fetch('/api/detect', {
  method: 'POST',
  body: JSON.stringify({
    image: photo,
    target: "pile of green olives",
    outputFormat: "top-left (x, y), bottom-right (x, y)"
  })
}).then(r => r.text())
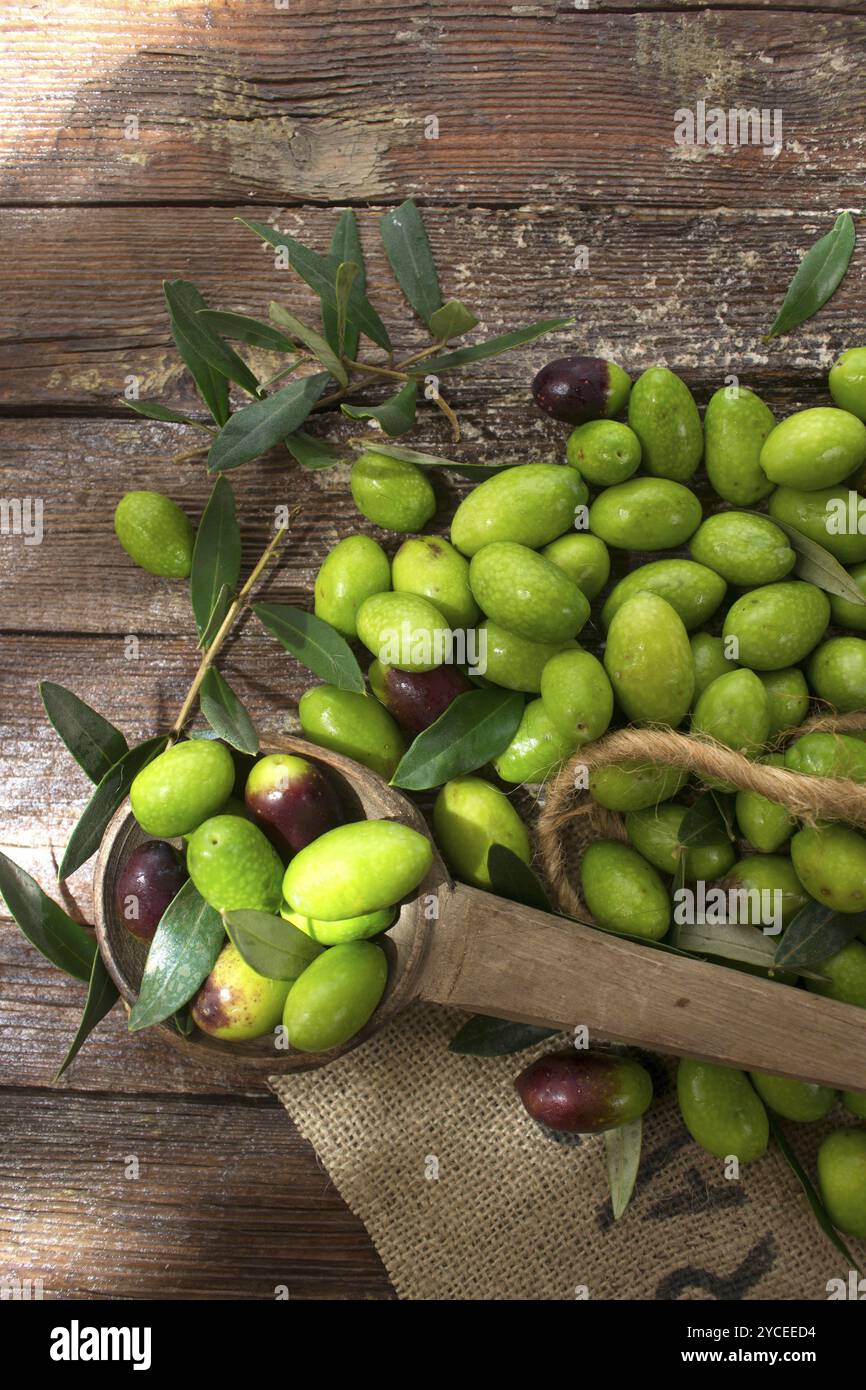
top-left (121, 742), bottom-right (432, 1051)
top-left (114, 346), bottom-right (866, 1234)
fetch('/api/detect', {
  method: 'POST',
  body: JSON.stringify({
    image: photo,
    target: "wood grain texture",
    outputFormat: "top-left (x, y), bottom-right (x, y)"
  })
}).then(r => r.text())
top-left (1, 204), bottom-right (859, 414)
top-left (2, 0), bottom-right (864, 1304)
top-left (421, 885), bottom-right (866, 1091)
top-left (1, 3), bottom-right (864, 209)
top-left (0, 1089), bottom-right (394, 1299)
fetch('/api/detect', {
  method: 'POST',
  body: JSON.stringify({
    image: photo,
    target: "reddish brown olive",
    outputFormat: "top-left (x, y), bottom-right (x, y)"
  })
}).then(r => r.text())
top-left (515, 1050), bottom-right (653, 1133)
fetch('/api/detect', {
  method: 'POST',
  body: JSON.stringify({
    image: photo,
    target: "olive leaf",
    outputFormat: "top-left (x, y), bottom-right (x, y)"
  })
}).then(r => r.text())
top-left (269, 303), bottom-right (349, 386)
top-left (196, 309), bottom-right (297, 354)
top-left (323, 210), bottom-right (365, 358)
top-left (341, 381), bottom-right (418, 437)
top-left (767, 212), bottom-right (856, 339)
top-left (448, 1015), bottom-right (559, 1057)
top-left (391, 689), bottom-right (525, 790)
top-left (165, 282), bottom-right (231, 427)
top-left (756, 512), bottom-right (866, 606)
top-left (423, 317), bottom-right (574, 374)
top-left (335, 261), bottom-right (361, 357)
top-left (604, 1117), bottom-right (643, 1221)
top-left (670, 919), bottom-right (784, 972)
top-left (164, 279), bottom-right (260, 399)
top-left (677, 794), bottom-right (730, 850)
top-left (254, 602), bottom-right (365, 693)
top-left (224, 909), bottom-right (322, 980)
top-left (199, 668), bottom-right (259, 755)
top-left (0, 849), bottom-right (97, 983)
top-left (768, 1113), bottom-right (863, 1276)
top-left (430, 299), bottom-right (479, 341)
top-left (709, 789), bottom-right (737, 841)
top-left (190, 476), bottom-right (241, 643)
top-left (346, 440), bottom-right (505, 471)
top-left (774, 900), bottom-right (866, 970)
top-left (123, 400), bottom-right (214, 429)
top-left (487, 844), bottom-right (553, 912)
top-left (59, 737), bottom-right (167, 880)
top-left (285, 431), bottom-right (346, 471)
top-left (129, 881), bottom-right (225, 1032)
top-left (53, 951), bottom-right (119, 1081)
top-left (39, 681), bottom-right (128, 784)
top-left (237, 219), bottom-right (392, 352)
top-left (379, 199), bottom-right (442, 327)
top-left (207, 372), bottom-right (329, 473)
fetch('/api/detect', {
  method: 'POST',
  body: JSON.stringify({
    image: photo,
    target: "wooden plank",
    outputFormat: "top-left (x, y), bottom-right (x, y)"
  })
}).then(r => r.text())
top-left (0, 1088), bottom-right (394, 1298)
top-left (0, 930), bottom-right (274, 1097)
top-left (1, 5), bottom-right (864, 209)
top-left (0, 204), bottom-right (859, 414)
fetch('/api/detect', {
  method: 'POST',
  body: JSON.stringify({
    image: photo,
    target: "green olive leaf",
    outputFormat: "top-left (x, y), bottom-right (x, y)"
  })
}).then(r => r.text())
top-left (334, 261), bottom-right (361, 357)
top-left (676, 793), bottom-right (730, 850)
top-left (604, 1117), bottom-right (643, 1221)
top-left (768, 1113), bottom-right (863, 1276)
top-left (199, 668), bottom-right (259, 755)
top-left (767, 212), bottom-right (856, 339)
top-left (429, 299), bottom-right (479, 340)
top-left (423, 317), bottom-right (574, 374)
top-left (164, 280), bottom-right (260, 398)
top-left (268, 303), bottom-right (349, 386)
top-left (39, 681), bottom-right (128, 784)
top-left (0, 849), bottom-right (97, 983)
top-left (224, 909), bottom-right (323, 980)
top-left (773, 900), bottom-right (866, 969)
top-left (165, 285), bottom-right (230, 427)
top-left (237, 219), bottom-right (392, 352)
top-left (709, 789), bottom-right (737, 841)
top-left (196, 309), bottom-right (297, 354)
top-left (346, 439), bottom-right (502, 470)
top-left (207, 372), bottom-right (329, 473)
top-left (754, 512), bottom-right (866, 605)
top-left (379, 199), bottom-right (442, 327)
top-left (341, 380), bottom-right (418, 437)
top-left (254, 602), bottom-right (365, 693)
top-left (53, 951), bottom-right (119, 1081)
top-left (59, 737), bottom-right (168, 880)
top-left (448, 1015), bottom-right (559, 1057)
top-left (487, 844), bottom-right (552, 912)
top-left (323, 211), bottom-right (365, 358)
top-left (285, 430), bottom-right (347, 471)
top-left (128, 880), bottom-right (225, 1032)
top-left (190, 476), bottom-right (242, 644)
top-left (670, 919), bottom-right (784, 972)
top-left (391, 689), bottom-right (525, 791)
top-left (122, 400), bottom-right (214, 429)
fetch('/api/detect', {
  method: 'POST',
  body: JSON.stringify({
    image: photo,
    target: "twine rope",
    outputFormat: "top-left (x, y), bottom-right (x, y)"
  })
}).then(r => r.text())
top-left (537, 711), bottom-right (866, 922)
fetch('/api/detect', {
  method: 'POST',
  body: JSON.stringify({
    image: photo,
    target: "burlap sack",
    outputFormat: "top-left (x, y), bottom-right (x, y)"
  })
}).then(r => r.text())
top-left (272, 713), bottom-right (866, 1300)
top-left (272, 1002), bottom-right (864, 1300)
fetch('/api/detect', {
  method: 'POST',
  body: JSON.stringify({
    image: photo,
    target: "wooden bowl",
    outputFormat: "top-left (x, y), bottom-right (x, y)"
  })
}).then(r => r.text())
top-left (93, 735), bottom-right (449, 1073)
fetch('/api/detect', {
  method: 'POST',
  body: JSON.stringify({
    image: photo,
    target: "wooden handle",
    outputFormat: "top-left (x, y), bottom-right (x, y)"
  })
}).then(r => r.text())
top-left (418, 883), bottom-right (866, 1092)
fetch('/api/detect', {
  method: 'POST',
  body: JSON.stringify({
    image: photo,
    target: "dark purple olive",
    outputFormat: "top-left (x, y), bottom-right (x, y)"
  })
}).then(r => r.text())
top-left (368, 659), bottom-right (473, 733)
top-left (244, 753), bottom-right (343, 854)
top-left (514, 1050), bottom-right (653, 1133)
top-left (116, 840), bottom-right (188, 942)
top-left (531, 355), bottom-right (631, 425)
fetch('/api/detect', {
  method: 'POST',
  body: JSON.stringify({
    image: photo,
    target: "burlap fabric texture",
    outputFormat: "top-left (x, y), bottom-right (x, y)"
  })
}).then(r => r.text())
top-left (273, 712), bottom-right (866, 1300)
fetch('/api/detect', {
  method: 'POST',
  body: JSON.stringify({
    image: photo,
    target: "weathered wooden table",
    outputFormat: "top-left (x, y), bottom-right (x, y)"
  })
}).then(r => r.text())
top-left (1, 0), bottom-right (864, 1300)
